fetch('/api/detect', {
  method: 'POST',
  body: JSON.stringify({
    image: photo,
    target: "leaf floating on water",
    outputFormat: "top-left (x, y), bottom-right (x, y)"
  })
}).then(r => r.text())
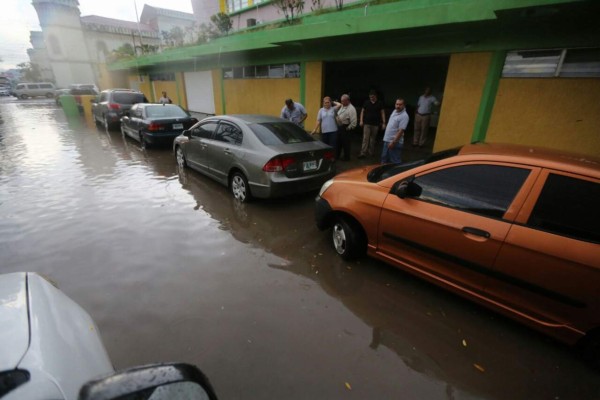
top-left (474, 363), bottom-right (485, 372)
top-left (345, 382), bottom-right (352, 390)
top-left (462, 339), bottom-right (467, 347)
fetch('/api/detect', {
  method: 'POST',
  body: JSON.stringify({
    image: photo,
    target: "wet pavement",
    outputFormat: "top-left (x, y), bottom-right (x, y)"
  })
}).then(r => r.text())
top-left (1, 97), bottom-right (598, 399)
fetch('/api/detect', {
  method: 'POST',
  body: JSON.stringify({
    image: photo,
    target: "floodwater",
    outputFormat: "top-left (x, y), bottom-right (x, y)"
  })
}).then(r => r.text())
top-left (1, 97), bottom-right (598, 399)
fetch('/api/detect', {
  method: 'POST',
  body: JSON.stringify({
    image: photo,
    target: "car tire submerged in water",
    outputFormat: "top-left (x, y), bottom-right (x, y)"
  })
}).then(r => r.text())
top-left (20, 94), bottom-right (28, 100)
top-left (230, 172), bottom-right (251, 203)
top-left (176, 146), bottom-right (186, 168)
top-left (332, 216), bottom-right (367, 261)
top-left (139, 132), bottom-right (150, 149)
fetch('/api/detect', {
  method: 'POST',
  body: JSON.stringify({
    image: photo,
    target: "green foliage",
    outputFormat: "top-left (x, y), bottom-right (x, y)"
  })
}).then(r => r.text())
top-left (273, 0), bottom-right (305, 23)
top-left (161, 26), bottom-right (185, 47)
top-left (16, 62), bottom-right (41, 82)
top-left (210, 12), bottom-right (233, 36)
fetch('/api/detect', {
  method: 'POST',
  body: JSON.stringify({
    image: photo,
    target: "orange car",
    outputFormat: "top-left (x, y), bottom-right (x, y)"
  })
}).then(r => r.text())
top-left (315, 143), bottom-right (600, 366)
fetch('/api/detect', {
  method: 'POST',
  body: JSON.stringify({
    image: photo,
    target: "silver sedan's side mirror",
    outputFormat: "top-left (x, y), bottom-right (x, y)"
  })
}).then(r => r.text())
top-left (78, 363), bottom-right (218, 400)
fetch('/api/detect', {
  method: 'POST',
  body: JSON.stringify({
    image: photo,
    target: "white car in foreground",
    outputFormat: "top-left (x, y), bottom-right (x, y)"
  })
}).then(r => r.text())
top-left (0, 272), bottom-right (217, 400)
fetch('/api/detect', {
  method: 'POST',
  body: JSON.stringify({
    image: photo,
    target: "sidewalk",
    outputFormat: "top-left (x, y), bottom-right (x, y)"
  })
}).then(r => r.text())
top-left (327, 129), bottom-right (437, 173)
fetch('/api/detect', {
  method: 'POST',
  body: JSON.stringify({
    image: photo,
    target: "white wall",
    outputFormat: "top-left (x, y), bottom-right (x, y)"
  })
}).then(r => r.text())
top-left (184, 71), bottom-right (215, 114)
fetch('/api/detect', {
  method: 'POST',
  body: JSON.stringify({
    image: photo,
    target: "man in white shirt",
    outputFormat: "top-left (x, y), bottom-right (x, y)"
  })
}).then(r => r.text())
top-left (158, 91), bottom-right (172, 104)
top-left (333, 94), bottom-right (357, 161)
top-left (381, 99), bottom-right (409, 164)
top-left (413, 87), bottom-right (440, 147)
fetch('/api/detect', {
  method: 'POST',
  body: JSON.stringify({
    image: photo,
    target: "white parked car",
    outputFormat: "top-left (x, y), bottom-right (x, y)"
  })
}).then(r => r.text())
top-left (0, 272), bottom-right (218, 400)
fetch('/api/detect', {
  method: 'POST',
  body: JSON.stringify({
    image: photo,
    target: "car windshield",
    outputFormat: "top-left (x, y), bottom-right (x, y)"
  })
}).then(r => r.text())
top-left (113, 92), bottom-right (145, 104)
top-left (250, 122), bottom-right (315, 145)
top-left (145, 106), bottom-right (188, 118)
top-left (367, 146), bottom-right (462, 182)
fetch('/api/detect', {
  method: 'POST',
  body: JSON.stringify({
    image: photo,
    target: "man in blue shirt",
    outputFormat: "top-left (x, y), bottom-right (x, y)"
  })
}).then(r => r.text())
top-left (281, 98), bottom-right (307, 128)
top-left (381, 98), bottom-right (409, 164)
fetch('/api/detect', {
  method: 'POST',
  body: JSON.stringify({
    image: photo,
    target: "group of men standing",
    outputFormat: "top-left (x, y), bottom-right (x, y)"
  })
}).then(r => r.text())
top-left (281, 87), bottom-right (439, 164)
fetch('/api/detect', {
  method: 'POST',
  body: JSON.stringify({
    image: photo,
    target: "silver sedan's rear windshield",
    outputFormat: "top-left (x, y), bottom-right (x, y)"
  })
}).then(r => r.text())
top-left (250, 122), bottom-right (315, 145)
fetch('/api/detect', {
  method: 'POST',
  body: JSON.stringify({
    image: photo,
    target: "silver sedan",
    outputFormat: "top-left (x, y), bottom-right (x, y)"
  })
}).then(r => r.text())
top-left (173, 115), bottom-right (336, 202)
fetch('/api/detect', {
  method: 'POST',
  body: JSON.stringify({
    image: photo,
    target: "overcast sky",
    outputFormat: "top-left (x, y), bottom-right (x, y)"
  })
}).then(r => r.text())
top-left (0, 0), bottom-right (194, 71)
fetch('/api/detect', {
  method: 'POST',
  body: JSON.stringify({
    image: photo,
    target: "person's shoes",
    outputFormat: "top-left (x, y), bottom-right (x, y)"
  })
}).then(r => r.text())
top-left (342, 157), bottom-right (350, 161)
top-left (357, 154), bottom-right (366, 159)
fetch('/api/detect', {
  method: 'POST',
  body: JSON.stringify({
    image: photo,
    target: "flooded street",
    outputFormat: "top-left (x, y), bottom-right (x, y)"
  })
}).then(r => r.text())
top-left (1, 98), bottom-right (598, 399)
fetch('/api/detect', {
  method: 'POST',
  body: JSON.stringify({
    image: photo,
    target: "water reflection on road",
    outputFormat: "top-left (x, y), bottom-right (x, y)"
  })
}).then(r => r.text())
top-left (1, 98), bottom-right (598, 399)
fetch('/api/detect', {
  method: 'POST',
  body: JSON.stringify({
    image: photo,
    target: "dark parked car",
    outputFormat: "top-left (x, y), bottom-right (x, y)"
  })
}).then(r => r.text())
top-left (92, 89), bottom-right (147, 130)
top-left (174, 115), bottom-right (336, 202)
top-left (121, 103), bottom-right (198, 148)
top-left (315, 143), bottom-right (600, 367)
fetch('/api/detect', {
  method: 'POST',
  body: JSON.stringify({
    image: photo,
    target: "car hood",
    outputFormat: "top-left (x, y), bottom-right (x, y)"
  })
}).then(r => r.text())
top-left (0, 272), bottom-right (29, 371)
top-left (0, 272), bottom-right (113, 399)
top-left (333, 165), bottom-right (378, 182)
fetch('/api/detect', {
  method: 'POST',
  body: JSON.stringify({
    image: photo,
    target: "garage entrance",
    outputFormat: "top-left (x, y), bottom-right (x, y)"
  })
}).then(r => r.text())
top-left (324, 56), bottom-right (450, 148)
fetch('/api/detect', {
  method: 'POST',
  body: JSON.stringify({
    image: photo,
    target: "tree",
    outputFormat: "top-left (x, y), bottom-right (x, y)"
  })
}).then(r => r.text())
top-left (333, 0), bottom-right (344, 10)
top-left (16, 62), bottom-right (41, 82)
top-left (273, 0), bottom-right (305, 23)
top-left (210, 12), bottom-right (232, 36)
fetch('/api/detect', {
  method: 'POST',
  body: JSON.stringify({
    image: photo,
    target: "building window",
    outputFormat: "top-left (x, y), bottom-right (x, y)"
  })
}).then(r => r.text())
top-left (227, 0), bottom-right (250, 13)
top-left (223, 63), bottom-right (301, 79)
top-left (149, 72), bottom-right (175, 81)
top-left (503, 48), bottom-right (600, 78)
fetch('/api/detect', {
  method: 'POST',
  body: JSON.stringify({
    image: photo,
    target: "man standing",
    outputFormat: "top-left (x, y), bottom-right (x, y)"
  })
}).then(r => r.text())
top-left (333, 94), bottom-right (357, 161)
top-left (381, 99), bottom-right (409, 164)
top-left (281, 98), bottom-right (307, 128)
top-left (158, 91), bottom-right (172, 104)
top-left (413, 86), bottom-right (440, 147)
top-left (359, 90), bottom-right (386, 158)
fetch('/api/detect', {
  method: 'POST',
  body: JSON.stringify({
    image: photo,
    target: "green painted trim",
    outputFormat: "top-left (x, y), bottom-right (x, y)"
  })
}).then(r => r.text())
top-left (220, 71), bottom-right (226, 114)
top-left (471, 51), bottom-right (506, 143)
top-left (108, 0), bottom-right (594, 73)
top-left (299, 61), bottom-right (306, 105)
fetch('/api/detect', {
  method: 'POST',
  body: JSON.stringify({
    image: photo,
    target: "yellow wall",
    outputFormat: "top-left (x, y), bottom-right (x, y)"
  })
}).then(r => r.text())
top-left (212, 70), bottom-right (223, 115)
top-left (150, 79), bottom-right (187, 108)
top-left (305, 61), bottom-right (324, 130)
top-left (435, 52), bottom-right (492, 152)
top-left (487, 78), bottom-right (600, 156)
top-left (101, 67), bottom-right (127, 90)
top-left (223, 78), bottom-right (300, 116)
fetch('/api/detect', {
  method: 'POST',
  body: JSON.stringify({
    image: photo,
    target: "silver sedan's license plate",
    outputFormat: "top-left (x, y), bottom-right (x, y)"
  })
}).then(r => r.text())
top-left (173, 123), bottom-right (183, 130)
top-left (303, 160), bottom-right (318, 171)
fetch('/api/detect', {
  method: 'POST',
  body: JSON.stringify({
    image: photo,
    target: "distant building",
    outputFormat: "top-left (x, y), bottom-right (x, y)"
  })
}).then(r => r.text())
top-left (28, 0), bottom-right (193, 89)
top-left (140, 5), bottom-right (197, 46)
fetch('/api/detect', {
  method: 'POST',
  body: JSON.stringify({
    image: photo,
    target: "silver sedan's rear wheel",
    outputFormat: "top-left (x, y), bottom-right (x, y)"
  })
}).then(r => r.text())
top-left (231, 172), bottom-right (251, 203)
top-left (332, 216), bottom-right (366, 260)
top-left (176, 146), bottom-right (186, 168)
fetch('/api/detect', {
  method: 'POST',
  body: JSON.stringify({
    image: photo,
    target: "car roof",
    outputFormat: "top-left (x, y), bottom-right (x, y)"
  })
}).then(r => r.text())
top-left (458, 142), bottom-right (600, 175)
top-left (140, 103), bottom-right (180, 108)
top-left (104, 88), bottom-right (143, 93)
top-left (210, 114), bottom-right (288, 124)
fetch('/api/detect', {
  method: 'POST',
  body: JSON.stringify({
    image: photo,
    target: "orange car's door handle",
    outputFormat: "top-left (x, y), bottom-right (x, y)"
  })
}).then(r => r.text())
top-left (462, 227), bottom-right (490, 239)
